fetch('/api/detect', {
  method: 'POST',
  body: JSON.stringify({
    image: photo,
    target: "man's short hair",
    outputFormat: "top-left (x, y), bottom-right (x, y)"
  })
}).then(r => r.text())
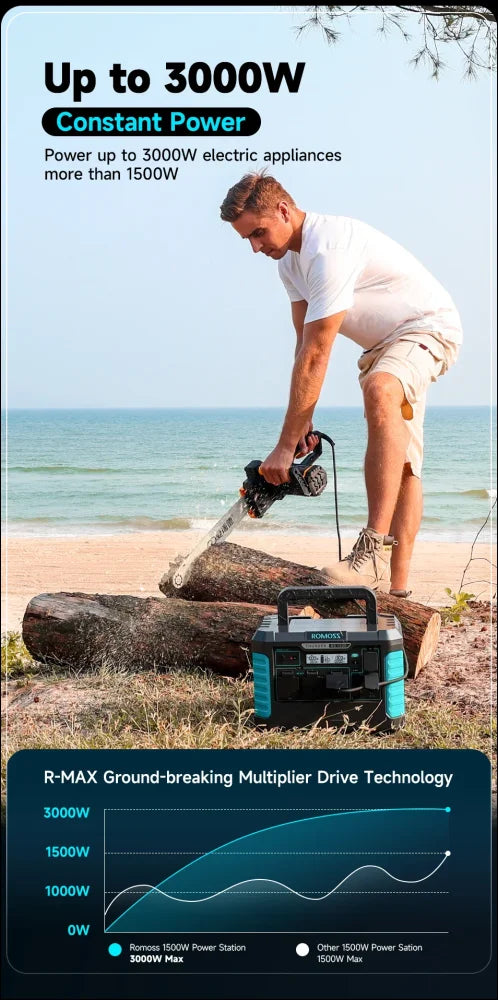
top-left (220, 173), bottom-right (296, 222)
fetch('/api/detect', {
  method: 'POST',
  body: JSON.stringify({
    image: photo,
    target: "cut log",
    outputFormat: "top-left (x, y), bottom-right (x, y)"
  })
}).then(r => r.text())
top-left (22, 592), bottom-right (271, 674)
top-left (159, 542), bottom-right (440, 678)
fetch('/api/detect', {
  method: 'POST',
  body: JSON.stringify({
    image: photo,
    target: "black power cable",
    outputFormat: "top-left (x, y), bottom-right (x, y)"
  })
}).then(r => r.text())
top-left (314, 431), bottom-right (342, 561)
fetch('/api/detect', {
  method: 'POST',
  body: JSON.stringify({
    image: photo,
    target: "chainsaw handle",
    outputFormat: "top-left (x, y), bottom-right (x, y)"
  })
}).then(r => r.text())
top-left (292, 431), bottom-right (322, 470)
top-left (251, 432), bottom-right (322, 484)
top-left (277, 586), bottom-right (378, 631)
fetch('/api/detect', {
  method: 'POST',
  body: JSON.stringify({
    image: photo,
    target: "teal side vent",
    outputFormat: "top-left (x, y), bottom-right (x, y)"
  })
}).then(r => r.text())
top-left (252, 652), bottom-right (271, 718)
top-left (384, 650), bottom-right (405, 719)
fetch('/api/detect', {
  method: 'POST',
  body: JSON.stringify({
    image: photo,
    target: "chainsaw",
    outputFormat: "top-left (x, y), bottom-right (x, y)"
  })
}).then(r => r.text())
top-left (165, 431), bottom-right (339, 591)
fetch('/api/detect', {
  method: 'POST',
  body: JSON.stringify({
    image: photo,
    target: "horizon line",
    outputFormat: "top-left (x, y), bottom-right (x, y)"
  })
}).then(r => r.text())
top-left (2, 404), bottom-right (496, 413)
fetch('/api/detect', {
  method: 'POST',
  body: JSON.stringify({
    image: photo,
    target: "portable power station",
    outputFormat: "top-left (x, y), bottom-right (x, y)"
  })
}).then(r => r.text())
top-left (252, 586), bottom-right (406, 732)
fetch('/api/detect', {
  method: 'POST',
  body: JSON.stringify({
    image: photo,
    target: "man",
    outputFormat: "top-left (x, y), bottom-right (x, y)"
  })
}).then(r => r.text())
top-left (220, 174), bottom-right (462, 595)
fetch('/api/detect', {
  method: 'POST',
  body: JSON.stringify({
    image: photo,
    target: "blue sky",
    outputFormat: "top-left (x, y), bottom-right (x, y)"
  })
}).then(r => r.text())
top-left (2, 6), bottom-right (496, 408)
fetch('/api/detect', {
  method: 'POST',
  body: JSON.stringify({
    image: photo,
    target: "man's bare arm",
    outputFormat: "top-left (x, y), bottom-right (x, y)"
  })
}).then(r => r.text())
top-left (291, 300), bottom-right (307, 357)
top-left (290, 301), bottom-right (315, 453)
top-left (280, 310), bottom-right (345, 447)
top-left (259, 310), bottom-right (346, 485)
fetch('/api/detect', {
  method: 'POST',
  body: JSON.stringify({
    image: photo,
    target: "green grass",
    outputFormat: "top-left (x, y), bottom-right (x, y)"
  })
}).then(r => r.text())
top-left (1, 631), bottom-right (37, 679)
top-left (440, 589), bottom-right (476, 624)
top-left (1, 632), bottom-right (493, 755)
top-left (2, 627), bottom-right (494, 819)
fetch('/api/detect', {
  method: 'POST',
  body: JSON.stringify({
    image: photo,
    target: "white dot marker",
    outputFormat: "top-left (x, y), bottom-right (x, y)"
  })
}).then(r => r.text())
top-left (445, 850), bottom-right (451, 856)
top-left (296, 942), bottom-right (309, 957)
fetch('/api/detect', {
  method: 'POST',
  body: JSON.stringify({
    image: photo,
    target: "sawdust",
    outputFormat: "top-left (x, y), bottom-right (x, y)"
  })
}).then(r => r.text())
top-left (3, 678), bottom-right (104, 716)
top-left (408, 601), bottom-right (495, 715)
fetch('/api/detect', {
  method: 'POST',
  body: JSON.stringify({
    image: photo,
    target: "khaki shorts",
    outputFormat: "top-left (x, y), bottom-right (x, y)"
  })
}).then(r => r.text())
top-left (357, 334), bottom-right (460, 478)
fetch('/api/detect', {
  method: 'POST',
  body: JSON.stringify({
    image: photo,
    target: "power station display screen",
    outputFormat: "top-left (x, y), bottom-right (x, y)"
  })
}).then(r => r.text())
top-left (306, 653), bottom-right (348, 665)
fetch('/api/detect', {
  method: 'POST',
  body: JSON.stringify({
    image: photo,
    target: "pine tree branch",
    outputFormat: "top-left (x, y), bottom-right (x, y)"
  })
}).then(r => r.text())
top-left (295, 6), bottom-right (496, 76)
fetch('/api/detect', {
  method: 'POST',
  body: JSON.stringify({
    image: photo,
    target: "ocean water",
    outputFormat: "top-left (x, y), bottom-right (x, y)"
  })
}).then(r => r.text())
top-left (2, 407), bottom-right (496, 542)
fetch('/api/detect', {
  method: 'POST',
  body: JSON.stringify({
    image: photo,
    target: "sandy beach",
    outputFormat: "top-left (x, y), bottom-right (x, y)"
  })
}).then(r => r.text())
top-left (2, 529), bottom-right (496, 632)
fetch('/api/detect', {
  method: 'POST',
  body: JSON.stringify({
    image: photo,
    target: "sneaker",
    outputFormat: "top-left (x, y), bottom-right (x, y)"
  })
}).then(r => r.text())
top-left (322, 526), bottom-right (396, 590)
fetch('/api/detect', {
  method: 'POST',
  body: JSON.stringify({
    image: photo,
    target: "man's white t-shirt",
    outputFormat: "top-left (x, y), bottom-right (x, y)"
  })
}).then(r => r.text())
top-left (278, 213), bottom-right (463, 352)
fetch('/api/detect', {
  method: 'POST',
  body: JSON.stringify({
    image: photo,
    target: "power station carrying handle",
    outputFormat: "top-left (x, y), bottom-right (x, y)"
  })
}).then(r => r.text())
top-left (277, 586), bottom-right (378, 631)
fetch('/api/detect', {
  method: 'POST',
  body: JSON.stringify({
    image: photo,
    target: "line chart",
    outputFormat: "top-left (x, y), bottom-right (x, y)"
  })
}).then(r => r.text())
top-left (6, 748), bottom-right (492, 975)
top-left (104, 807), bottom-right (452, 933)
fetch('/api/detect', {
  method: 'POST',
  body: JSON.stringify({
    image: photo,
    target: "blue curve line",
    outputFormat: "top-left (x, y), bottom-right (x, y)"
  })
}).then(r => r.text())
top-left (106, 807), bottom-right (448, 931)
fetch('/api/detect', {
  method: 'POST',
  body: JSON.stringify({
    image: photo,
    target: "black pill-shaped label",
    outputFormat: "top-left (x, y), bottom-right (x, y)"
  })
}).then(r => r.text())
top-left (42, 107), bottom-right (261, 137)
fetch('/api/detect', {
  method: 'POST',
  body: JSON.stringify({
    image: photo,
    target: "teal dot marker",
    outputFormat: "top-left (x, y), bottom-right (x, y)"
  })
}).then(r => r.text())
top-left (445, 807), bottom-right (451, 813)
top-left (108, 943), bottom-right (122, 957)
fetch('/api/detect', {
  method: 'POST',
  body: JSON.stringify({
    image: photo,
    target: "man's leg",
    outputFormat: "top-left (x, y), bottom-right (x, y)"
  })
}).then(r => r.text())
top-left (363, 372), bottom-right (408, 534)
top-left (321, 370), bottom-right (409, 588)
top-left (322, 340), bottom-right (442, 589)
top-left (389, 463), bottom-right (423, 592)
